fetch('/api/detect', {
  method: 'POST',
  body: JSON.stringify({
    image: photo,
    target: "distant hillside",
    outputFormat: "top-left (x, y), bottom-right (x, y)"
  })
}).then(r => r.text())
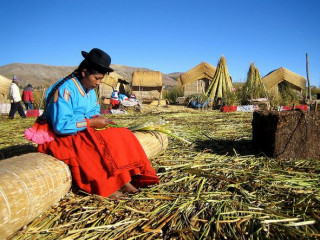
top-left (0, 63), bottom-right (180, 88)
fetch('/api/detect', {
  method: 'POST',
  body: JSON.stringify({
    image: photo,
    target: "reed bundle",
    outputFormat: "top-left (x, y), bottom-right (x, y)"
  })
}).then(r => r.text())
top-left (241, 63), bottom-right (267, 104)
top-left (0, 153), bottom-right (72, 239)
top-left (205, 56), bottom-right (233, 102)
top-left (1, 110), bottom-right (319, 240)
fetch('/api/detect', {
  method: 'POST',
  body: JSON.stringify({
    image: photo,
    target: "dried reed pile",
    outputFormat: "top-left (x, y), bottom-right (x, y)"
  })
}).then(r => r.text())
top-left (1, 109), bottom-right (319, 239)
top-left (205, 56), bottom-right (233, 102)
top-left (241, 63), bottom-right (267, 104)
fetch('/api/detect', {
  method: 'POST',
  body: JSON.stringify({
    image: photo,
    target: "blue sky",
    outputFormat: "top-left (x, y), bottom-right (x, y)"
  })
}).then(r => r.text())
top-left (0, 0), bottom-right (319, 86)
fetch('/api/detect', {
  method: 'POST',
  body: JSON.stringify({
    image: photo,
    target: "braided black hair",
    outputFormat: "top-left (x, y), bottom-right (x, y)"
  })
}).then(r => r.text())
top-left (38, 59), bottom-right (109, 121)
top-left (38, 71), bottom-right (79, 121)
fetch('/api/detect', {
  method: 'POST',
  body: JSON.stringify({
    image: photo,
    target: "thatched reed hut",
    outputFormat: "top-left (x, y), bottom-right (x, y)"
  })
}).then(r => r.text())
top-left (132, 70), bottom-right (163, 102)
top-left (262, 67), bottom-right (306, 95)
top-left (177, 62), bottom-right (216, 97)
top-left (0, 75), bottom-right (12, 103)
top-left (99, 72), bottom-right (129, 99)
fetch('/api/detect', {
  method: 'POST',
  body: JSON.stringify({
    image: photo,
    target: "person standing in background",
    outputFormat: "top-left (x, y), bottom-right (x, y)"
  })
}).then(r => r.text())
top-left (22, 84), bottom-right (34, 110)
top-left (9, 76), bottom-right (26, 119)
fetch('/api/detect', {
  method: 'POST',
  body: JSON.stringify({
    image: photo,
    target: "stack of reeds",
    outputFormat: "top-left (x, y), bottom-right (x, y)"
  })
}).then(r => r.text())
top-left (133, 130), bottom-right (168, 159)
top-left (241, 62), bottom-right (267, 104)
top-left (205, 56), bottom-right (233, 102)
top-left (0, 153), bottom-right (72, 239)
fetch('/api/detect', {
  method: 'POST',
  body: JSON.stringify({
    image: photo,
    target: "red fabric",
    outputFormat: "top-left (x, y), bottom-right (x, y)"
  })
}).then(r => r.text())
top-left (295, 105), bottom-right (309, 111)
top-left (281, 105), bottom-right (308, 111)
top-left (37, 126), bottom-right (159, 197)
top-left (110, 99), bottom-right (120, 107)
top-left (295, 105), bottom-right (308, 111)
top-left (222, 106), bottom-right (237, 112)
top-left (26, 109), bottom-right (40, 117)
top-left (229, 106), bottom-right (237, 111)
top-left (22, 90), bottom-right (34, 102)
top-left (282, 106), bottom-right (292, 111)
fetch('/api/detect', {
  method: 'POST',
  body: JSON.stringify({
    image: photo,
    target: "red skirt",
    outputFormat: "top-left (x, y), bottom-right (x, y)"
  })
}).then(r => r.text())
top-left (37, 127), bottom-right (159, 197)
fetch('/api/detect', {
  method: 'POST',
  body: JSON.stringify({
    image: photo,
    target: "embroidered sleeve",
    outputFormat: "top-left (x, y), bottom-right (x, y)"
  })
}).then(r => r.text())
top-left (86, 89), bottom-right (101, 118)
top-left (76, 121), bottom-right (87, 128)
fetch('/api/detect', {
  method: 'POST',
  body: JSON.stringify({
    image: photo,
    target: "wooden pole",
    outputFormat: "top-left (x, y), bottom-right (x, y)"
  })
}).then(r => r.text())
top-left (306, 53), bottom-right (312, 101)
top-left (158, 85), bottom-right (164, 106)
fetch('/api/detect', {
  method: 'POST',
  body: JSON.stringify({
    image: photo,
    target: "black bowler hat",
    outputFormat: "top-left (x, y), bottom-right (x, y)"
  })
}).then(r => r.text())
top-left (81, 48), bottom-right (114, 72)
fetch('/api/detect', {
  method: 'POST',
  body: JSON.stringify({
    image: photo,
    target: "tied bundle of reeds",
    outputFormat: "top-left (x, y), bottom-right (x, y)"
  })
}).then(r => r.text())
top-left (205, 56), bottom-right (233, 102)
top-left (133, 130), bottom-right (168, 160)
top-left (129, 120), bottom-right (192, 145)
top-left (0, 153), bottom-right (72, 239)
top-left (241, 63), bottom-right (267, 104)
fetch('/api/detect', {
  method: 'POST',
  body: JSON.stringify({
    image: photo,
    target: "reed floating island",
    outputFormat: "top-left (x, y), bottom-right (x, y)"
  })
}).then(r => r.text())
top-left (0, 109), bottom-right (319, 240)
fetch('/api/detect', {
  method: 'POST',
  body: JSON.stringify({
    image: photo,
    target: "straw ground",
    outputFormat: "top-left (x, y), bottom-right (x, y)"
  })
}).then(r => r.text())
top-left (1, 105), bottom-right (319, 239)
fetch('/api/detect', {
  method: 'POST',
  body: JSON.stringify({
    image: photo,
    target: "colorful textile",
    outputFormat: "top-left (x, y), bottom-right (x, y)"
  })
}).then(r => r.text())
top-left (37, 126), bottom-right (159, 197)
top-left (25, 119), bottom-right (56, 144)
top-left (110, 99), bottom-right (120, 108)
top-left (37, 76), bottom-right (159, 197)
top-left (222, 106), bottom-right (237, 112)
top-left (119, 93), bottom-right (128, 101)
top-left (26, 109), bottom-right (40, 117)
top-left (45, 77), bottom-right (100, 135)
top-left (278, 105), bottom-right (309, 111)
top-left (111, 90), bottom-right (119, 99)
top-left (236, 105), bottom-right (259, 112)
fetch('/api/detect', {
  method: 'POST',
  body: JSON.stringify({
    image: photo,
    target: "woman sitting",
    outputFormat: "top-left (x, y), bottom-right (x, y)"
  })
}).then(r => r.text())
top-left (35, 48), bottom-right (159, 200)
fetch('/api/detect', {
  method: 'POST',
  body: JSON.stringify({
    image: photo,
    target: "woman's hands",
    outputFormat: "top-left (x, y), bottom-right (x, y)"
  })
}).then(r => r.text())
top-left (89, 116), bottom-right (110, 129)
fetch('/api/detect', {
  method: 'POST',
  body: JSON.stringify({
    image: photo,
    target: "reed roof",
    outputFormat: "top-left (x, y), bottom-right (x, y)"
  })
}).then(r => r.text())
top-left (262, 67), bottom-right (306, 90)
top-left (132, 70), bottom-right (163, 87)
top-left (101, 72), bottom-right (127, 87)
top-left (177, 62), bottom-right (216, 87)
top-left (0, 75), bottom-right (11, 96)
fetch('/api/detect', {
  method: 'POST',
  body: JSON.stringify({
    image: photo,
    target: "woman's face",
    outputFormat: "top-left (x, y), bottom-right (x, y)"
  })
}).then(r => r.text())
top-left (81, 70), bottom-right (105, 90)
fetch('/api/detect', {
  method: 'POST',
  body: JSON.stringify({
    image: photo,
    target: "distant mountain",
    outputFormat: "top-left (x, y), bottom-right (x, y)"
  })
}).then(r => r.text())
top-left (165, 72), bottom-right (182, 81)
top-left (0, 63), bottom-right (181, 88)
